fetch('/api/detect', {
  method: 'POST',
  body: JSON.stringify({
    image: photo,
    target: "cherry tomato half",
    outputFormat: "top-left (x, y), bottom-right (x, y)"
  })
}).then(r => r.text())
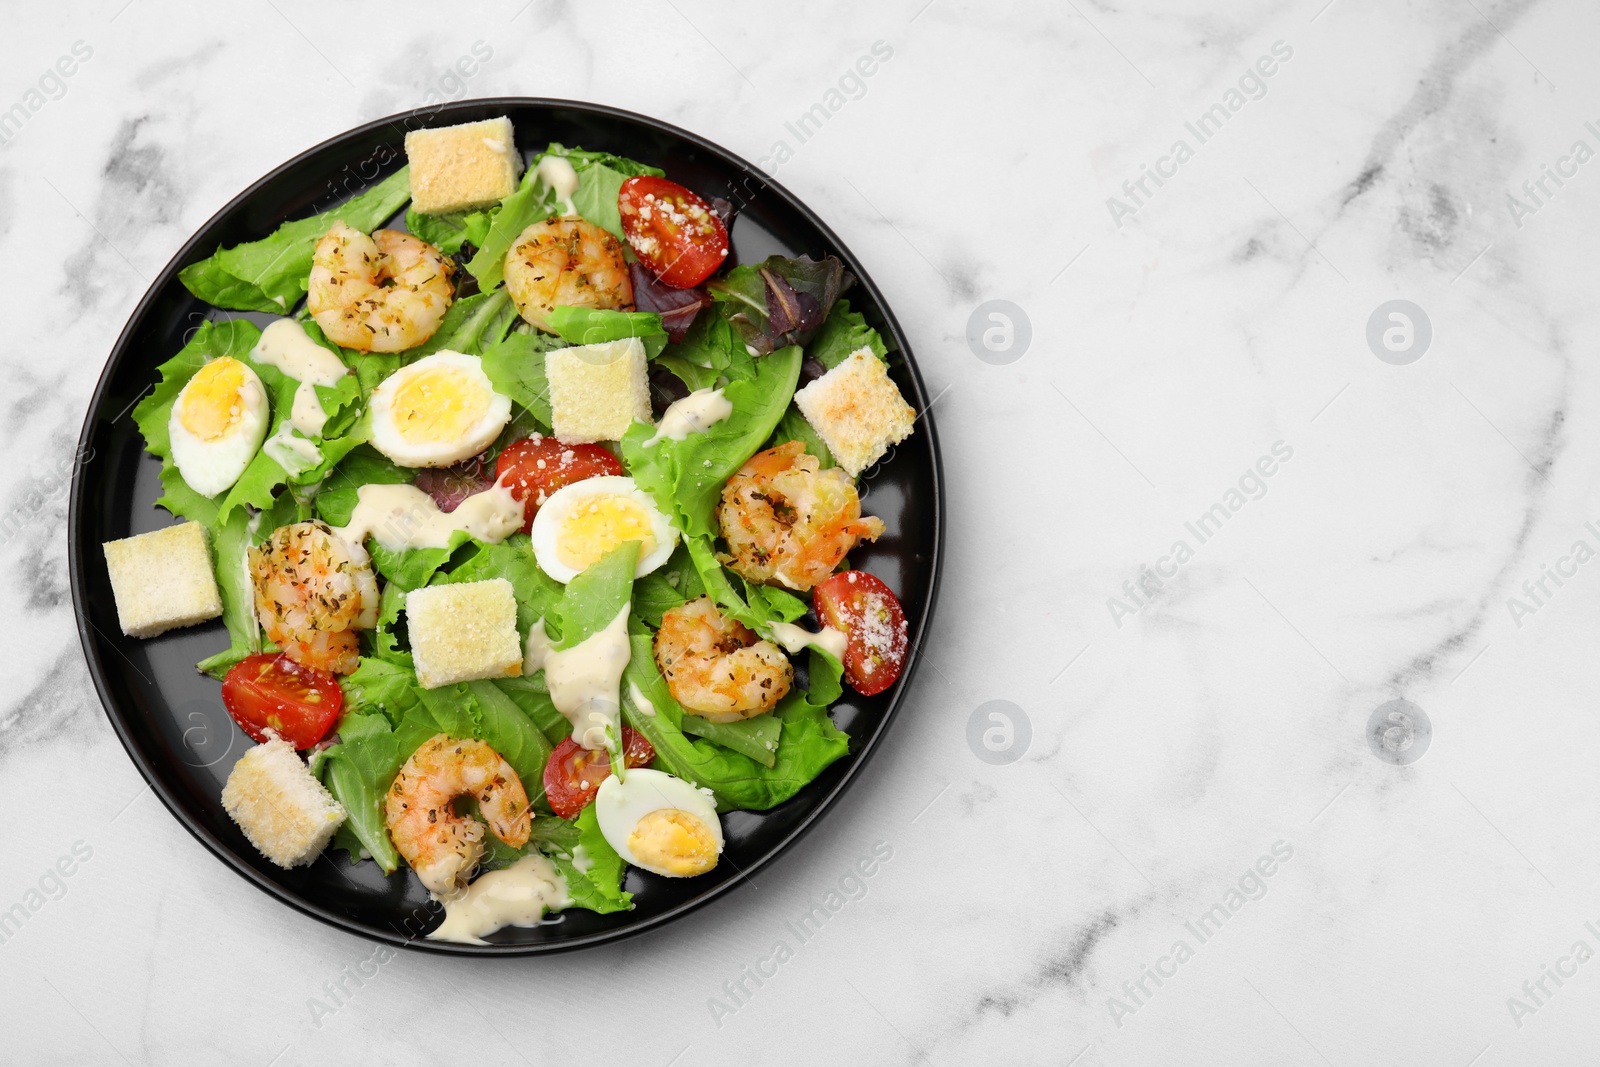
top-left (220, 653), bottom-right (344, 749)
top-left (617, 176), bottom-right (729, 288)
top-left (543, 727), bottom-right (656, 819)
top-left (814, 571), bottom-right (910, 697)
top-left (495, 434), bottom-right (624, 533)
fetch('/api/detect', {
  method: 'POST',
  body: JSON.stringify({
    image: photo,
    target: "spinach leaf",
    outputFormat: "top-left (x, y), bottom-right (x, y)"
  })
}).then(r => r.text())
top-left (180, 168), bottom-right (412, 312)
top-left (679, 712), bottom-right (782, 768)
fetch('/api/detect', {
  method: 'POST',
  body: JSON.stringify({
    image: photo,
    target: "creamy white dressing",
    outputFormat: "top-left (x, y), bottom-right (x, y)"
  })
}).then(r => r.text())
top-left (627, 679), bottom-right (656, 717)
top-left (535, 155), bottom-right (579, 215)
top-left (428, 854), bottom-right (568, 945)
top-left (643, 388), bottom-right (733, 447)
top-left (252, 318), bottom-right (351, 437)
top-left (770, 621), bottom-right (849, 661)
top-left (524, 608), bottom-right (632, 751)
top-left (262, 423), bottom-right (323, 475)
top-left (335, 481), bottom-right (523, 552)
top-left (569, 845), bottom-right (594, 875)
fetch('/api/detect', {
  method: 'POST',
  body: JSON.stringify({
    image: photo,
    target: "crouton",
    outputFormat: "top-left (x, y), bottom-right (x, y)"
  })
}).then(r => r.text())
top-left (405, 117), bottom-right (522, 214)
top-left (221, 738), bottom-right (347, 869)
top-left (545, 338), bottom-right (652, 443)
top-left (406, 578), bottom-right (524, 689)
top-left (101, 521), bottom-right (224, 638)
top-left (793, 349), bottom-right (916, 477)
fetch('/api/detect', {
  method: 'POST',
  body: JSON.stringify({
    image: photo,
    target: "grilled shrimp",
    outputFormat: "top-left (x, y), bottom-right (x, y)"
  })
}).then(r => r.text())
top-left (717, 440), bottom-right (885, 592)
top-left (654, 596), bottom-right (792, 722)
top-left (503, 217), bottom-right (632, 331)
top-left (385, 735), bottom-right (532, 896)
top-left (249, 520), bottom-right (378, 676)
top-left (307, 221), bottom-right (455, 352)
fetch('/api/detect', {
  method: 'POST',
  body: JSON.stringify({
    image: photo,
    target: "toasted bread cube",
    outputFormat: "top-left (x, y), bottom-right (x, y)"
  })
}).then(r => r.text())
top-left (793, 349), bottom-right (917, 477)
top-left (222, 738), bottom-right (347, 869)
top-left (406, 578), bottom-right (524, 689)
top-left (101, 521), bottom-right (223, 638)
top-left (546, 338), bottom-right (652, 443)
top-left (405, 117), bottom-right (522, 214)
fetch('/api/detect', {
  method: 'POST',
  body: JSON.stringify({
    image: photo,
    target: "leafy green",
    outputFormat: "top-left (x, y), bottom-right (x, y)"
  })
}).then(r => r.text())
top-left (630, 543), bottom-right (706, 627)
top-left (315, 711), bottom-right (405, 873)
top-left (480, 330), bottom-right (562, 429)
top-left (369, 530), bottom-right (472, 592)
top-left (546, 143), bottom-right (663, 241)
top-left (709, 255), bottom-right (849, 354)
top-left (769, 405), bottom-right (835, 469)
top-left (808, 298), bottom-right (888, 369)
top-left (493, 675), bottom-right (571, 745)
top-left (314, 446), bottom-right (412, 526)
top-left (549, 307), bottom-right (667, 359)
top-left (556, 541), bottom-right (639, 650)
top-left (404, 206), bottom-right (496, 256)
top-left (549, 804), bottom-right (632, 914)
top-left (411, 288), bottom-right (519, 358)
top-left (464, 162), bottom-right (559, 291)
top-left (679, 712), bottom-right (782, 768)
top-left (621, 344), bottom-right (801, 540)
top-left (463, 679), bottom-right (554, 807)
top-left (343, 656), bottom-right (426, 726)
top-left (621, 626), bottom-right (849, 810)
top-left (195, 506), bottom-right (260, 679)
top-left (179, 168), bottom-right (412, 312)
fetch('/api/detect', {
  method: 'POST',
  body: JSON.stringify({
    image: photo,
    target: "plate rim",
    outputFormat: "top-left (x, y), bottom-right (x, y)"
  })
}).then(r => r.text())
top-left (67, 96), bottom-right (944, 955)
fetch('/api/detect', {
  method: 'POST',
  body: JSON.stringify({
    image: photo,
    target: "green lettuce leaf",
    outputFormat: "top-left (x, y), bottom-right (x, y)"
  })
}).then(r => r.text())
top-left (548, 307), bottom-right (667, 359)
top-left (480, 330), bottom-right (562, 429)
top-left (195, 506), bottom-right (260, 679)
top-left (179, 167), bottom-right (412, 313)
top-left (621, 626), bottom-right (849, 810)
top-left (557, 541), bottom-right (639, 650)
top-left (808, 298), bottom-right (888, 369)
top-left (679, 712), bottom-right (782, 768)
top-left (549, 803), bottom-right (632, 914)
top-left (314, 711), bottom-right (405, 873)
top-left (410, 288), bottom-right (519, 358)
top-left (621, 344), bottom-right (801, 540)
top-left (464, 162), bottom-right (559, 291)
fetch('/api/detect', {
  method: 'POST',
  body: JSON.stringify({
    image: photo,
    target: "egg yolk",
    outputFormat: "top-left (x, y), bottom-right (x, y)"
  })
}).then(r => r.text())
top-left (629, 809), bottom-right (719, 876)
top-left (556, 496), bottom-right (658, 571)
top-left (390, 367), bottom-right (490, 444)
top-left (178, 357), bottom-right (251, 441)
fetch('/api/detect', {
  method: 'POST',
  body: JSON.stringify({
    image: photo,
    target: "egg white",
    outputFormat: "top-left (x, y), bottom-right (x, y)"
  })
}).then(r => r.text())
top-left (530, 475), bottom-right (678, 584)
top-left (168, 358), bottom-right (269, 497)
top-left (368, 351), bottom-right (512, 468)
top-left (594, 768), bottom-right (723, 878)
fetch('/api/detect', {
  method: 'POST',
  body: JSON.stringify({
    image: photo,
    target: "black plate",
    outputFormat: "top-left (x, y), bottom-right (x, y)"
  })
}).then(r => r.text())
top-left (68, 99), bottom-right (942, 955)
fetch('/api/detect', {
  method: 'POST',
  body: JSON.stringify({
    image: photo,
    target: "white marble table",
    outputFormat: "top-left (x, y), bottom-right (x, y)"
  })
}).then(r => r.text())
top-left (4, 0), bottom-right (1597, 1062)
